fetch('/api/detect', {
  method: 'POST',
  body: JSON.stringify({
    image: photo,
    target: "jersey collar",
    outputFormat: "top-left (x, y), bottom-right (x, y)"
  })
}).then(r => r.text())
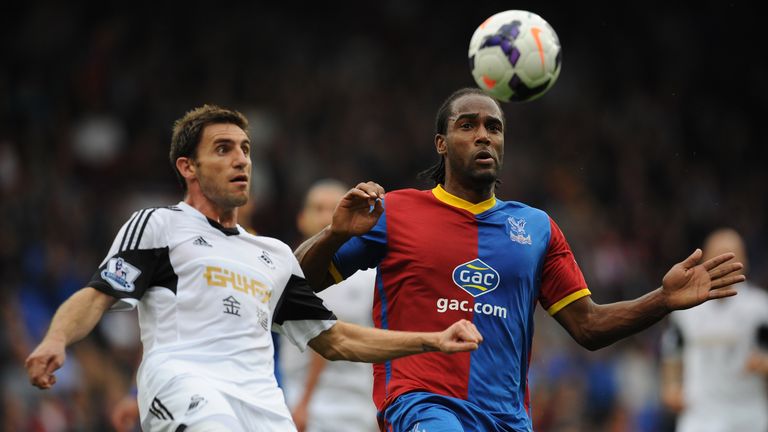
top-left (177, 201), bottom-right (241, 236)
top-left (431, 184), bottom-right (496, 215)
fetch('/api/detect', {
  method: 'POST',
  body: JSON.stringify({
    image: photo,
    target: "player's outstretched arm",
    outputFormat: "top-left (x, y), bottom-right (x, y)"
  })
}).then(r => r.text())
top-left (25, 287), bottom-right (116, 389)
top-left (308, 319), bottom-right (482, 363)
top-left (295, 181), bottom-right (384, 290)
top-left (554, 250), bottom-right (744, 351)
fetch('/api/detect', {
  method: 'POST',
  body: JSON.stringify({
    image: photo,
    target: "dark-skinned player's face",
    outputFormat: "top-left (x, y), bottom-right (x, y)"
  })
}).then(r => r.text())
top-left (438, 94), bottom-right (504, 186)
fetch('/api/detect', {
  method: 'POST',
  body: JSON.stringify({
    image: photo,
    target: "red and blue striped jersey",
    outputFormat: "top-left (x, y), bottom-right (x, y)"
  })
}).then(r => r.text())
top-left (330, 186), bottom-right (589, 428)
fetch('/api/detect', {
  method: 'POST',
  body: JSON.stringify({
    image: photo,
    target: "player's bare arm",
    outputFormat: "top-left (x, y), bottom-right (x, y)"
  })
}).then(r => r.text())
top-left (308, 319), bottom-right (482, 363)
top-left (25, 287), bottom-right (116, 389)
top-left (554, 250), bottom-right (744, 351)
top-left (660, 357), bottom-right (686, 413)
top-left (290, 351), bottom-right (326, 432)
top-left (295, 181), bottom-right (384, 290)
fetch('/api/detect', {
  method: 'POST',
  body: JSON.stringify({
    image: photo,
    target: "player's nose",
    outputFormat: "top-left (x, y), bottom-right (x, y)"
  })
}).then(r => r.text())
top-left (475, 126), bottom-right (491, 144)
top-left (233, 148), bottom-right (250, 167)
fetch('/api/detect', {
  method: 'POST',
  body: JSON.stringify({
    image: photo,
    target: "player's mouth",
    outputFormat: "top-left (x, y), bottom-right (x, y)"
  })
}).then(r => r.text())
top-left (474, 150), bottom-right (496, 165)
top-left (229, 174), bottom-right (249, 186)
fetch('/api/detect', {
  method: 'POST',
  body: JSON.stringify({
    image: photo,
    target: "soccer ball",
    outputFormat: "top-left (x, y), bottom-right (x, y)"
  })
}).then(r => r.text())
top-left (468, 10), bottom-right (562, 102)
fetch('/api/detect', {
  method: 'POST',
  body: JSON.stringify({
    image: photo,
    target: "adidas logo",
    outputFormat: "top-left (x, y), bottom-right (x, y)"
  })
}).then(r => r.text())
top-left (193, 236), bottom-right (212, 247)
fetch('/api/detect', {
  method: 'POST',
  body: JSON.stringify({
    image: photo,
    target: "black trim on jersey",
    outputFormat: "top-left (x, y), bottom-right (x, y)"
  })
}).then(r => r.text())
top-left (132, 208), bottom-right (158, 250)
top-left (89, 247), bottom-right (178, 300)
top-left (662, 321), bottom-right (685, 353)
top-left (152, 397), bottom-right (174, 420)
top-left (175, 426), bottom-right (188, 432)
top-left (757, 324), bottom-right (768, 350)
top-left (119, 211), bottom-right (141, 252)
top-left (149, 407), bottom-right (163, 419)
top-left (126, 209), bottom-right (148, 251)
top-left (206, 217), bottom-right (240, 236)
top-left (273, 274), bottom-right (336, 325)
top-left (673, 322), bottom-right (684, 349)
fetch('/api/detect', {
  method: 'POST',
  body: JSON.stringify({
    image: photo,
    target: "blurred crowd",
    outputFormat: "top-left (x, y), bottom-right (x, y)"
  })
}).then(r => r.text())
top-left (1, 2), bottom-right (765, 431)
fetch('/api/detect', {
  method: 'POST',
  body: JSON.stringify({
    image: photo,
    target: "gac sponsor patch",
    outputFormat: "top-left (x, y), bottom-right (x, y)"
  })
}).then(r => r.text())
top-left (451, 258), bottom-right (500, 297)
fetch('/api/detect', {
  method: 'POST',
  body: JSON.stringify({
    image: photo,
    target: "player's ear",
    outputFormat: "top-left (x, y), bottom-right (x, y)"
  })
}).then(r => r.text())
top-left (435, 134), bottom-right (447, 155)
top-left (176, 157), bottom-right (196, 181)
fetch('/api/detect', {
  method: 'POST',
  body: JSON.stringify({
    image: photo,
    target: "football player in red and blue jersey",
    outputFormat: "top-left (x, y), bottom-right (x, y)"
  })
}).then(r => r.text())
top-left (296, 88), bottom-right (746, 432)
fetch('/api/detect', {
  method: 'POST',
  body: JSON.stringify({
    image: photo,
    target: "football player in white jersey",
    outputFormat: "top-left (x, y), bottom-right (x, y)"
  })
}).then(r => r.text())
top-left (280, 179), bottom-right (379, 432)
top-left (661, 228), bottom-right (768, 432)
top-left (24, 105), bottom-right (482, 432)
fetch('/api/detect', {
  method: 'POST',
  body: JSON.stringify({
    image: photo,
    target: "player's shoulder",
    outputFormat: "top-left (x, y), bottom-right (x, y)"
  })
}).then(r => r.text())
top-left (385, 188), bottom-right (431, 201)
top-left (128, 204), bottom-right (186, 226)
top-left (495, 197), bottom-right (545, 212)
top-left (242, 232), bottom-right (294, 257)
top-left (118, 205), bottom-right (184, 248)
top-left (494, 198), bottom-right (550, 221)
top-left (740, 282), bottom-right (768, 306)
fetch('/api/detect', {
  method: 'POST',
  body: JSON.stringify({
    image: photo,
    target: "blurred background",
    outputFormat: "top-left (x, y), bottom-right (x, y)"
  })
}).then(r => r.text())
top-left (1, 1), bottom-right (765, 431)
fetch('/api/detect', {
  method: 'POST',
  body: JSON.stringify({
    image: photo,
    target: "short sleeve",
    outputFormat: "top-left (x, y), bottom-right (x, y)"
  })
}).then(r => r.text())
top-left (661, 316), bottom-right (684, 359)
top-left (88, 208), bottom-right (177, 310)
top-left (539, 217), bottom-right (590, 315)
top-left (330, 209), bottom-right (387, 283)
top-left (271, 257), bottom-right (337, 351)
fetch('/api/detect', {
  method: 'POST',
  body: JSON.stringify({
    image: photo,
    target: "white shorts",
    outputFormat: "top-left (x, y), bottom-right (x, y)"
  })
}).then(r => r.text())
top-left (141, 375), bottom-right (297, 432)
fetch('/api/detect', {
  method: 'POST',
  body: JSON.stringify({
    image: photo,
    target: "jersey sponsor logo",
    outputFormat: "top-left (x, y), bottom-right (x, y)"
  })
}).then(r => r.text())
top-left (452, 259), bottom-right (500, 297)
top-left (192, 236), bottom-right (212, 247)
top-left (204, 266), bottom-right (272, 303)
top-left (223, 295), bottom-right (242, 316)
top-left (436, 297), bottom-right (508, 318)
top-left (101, 257), bottom-right (142, 292)
top-left (507, 216), bottom-right (532, 245)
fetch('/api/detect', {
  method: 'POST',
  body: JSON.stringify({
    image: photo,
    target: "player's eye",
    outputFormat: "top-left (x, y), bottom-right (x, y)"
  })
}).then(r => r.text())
top-left (241, 145), bottom-right (250, 156)
top-left (216, 145), bottom-right (227, 154)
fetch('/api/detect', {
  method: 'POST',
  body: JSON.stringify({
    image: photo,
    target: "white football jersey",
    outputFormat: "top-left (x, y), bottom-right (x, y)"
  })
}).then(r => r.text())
top-left (663, 282), bottom-right (768, 432)
top-left (89, 202), bottom-right (336, 425)
top-left (280, 269), bottom-right (378, 432)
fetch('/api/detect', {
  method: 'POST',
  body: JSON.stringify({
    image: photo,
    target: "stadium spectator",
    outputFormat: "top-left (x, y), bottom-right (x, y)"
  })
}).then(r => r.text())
top-left (280, 179), bottom-right (378, 432)
top-left (661, 228), bottom-right (768, 432)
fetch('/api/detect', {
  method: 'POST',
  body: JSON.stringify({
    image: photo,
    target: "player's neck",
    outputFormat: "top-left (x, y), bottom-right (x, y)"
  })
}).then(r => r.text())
top-left (184, 194), bottom-right (239, 228)
top-left (442, 179), bottom-right (495, 204)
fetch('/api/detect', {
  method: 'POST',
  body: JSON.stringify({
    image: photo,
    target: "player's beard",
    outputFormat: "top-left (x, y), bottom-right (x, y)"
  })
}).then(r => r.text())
top-left (460, 158), bottom-right (501, 188)
top-left (199, 174), bottom-right (249, 209)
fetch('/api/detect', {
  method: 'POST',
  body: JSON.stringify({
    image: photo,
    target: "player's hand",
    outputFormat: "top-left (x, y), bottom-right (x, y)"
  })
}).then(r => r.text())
top-left (111, 394), bottom-right (140, 432)
top-left (437, 319), bottom-right (483, 353)
top-left (25, 337), bottom-right (66, 389)
top-left (330, 181), bottom-right (385, 237)
top-left (661, 249), bottom-right (744, 311)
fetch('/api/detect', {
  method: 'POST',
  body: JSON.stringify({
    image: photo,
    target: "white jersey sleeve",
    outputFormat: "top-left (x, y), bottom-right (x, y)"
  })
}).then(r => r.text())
top-left (88, 207), bottom-right (177, 311)
top-left (271, 254), bottom-right (336, 352)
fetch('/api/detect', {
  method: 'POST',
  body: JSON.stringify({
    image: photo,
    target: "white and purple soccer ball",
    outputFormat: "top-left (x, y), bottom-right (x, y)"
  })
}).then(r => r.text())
top-left (469, 10), bottom-right (562, 102)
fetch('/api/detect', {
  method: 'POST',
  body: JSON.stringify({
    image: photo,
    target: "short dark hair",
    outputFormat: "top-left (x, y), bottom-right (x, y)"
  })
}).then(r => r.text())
top-left (418, 88), bottom-right (504, 186)
top-left (169, 104), bottom-right (249, 191)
